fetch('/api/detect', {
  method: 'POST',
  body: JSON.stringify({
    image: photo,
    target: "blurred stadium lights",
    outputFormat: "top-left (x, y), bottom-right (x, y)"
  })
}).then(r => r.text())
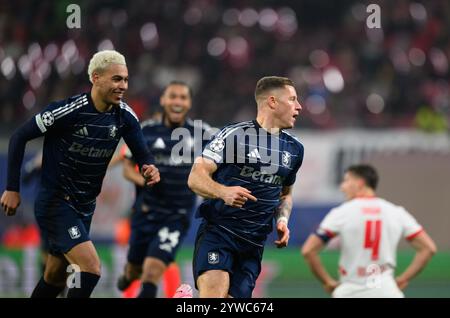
top-left (36, 60), bottom-right (51, 80)
top-left (207, 37), bottom-right (227, 59)
top-left (44, 43), bottom-right (59, 62)
top-left (0, 1), bottom-right (448, 130)
top-left (222, 8), bottom-right (240, 26)
top-left (22, 90), bottom-right (36, 110)
top-left (239, 8), bottom-right (259, 27)
top-left (366, 27), bottom-right (384, 44)
top-left (390, 48), bottom-right (411, 73)
top-left (409, 2), bottom-right (427, 22)
top-left (305, 94), bottom-right (327, 115)
top-left (429, 48), bottom-right (449, 75)
top-left (276, 7), bottom-right (298, 39)
top-left (227, 36), bottom-right (248, 57)
top-left (301, 67), bottom-right (322, 86)
top-left (409, 47), bottom-right (426, 66)
top-left (259, 8), bottom-right (278, 32)
top-left (323, 67), bottom-right (344, 93)
top-left (227, 36), bottom-right (249, 68)
top-left (55, 55), bottom-right (70, 78)
top-left (28, 43), bottom-right (42, 63)
top-left (18, 55), bottom-right (32, 79)
top-left (184, 6), bottom-right (202, 25)
top-left (366, 93), bottom-right (385, 114)
top-left (98, 39), bottom-right (115, 51)
top-left (71, 57), bottom-right (86, 75)
top-left (1, 57), bottom-right (16, 80)
top-left (111, 9), bottom-right (128, 29)
top-left (309, 49), bottom-right (330, 69)
top-left (351, 3), bottom-right (366, 22)
top-left (140, 22), bottom-right (159, 49)
top-left (62, 39), bottom-right (78, 63)
top-left (29, 71), bottom-right (42, 89)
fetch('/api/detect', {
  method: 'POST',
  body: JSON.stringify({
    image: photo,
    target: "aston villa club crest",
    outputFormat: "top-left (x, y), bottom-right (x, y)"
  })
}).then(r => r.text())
top-left (282, 151), bottom-right (292, 168)
top-left (68, 226), bottom-right (81, 239)
top-left (208, 252), bottom-right (219, 264)
top-left (109, 125), bottom-right (118, 138)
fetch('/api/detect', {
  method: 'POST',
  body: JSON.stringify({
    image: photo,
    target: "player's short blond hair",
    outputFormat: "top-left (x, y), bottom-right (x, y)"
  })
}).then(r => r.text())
top-left (87, 50), bottom-right (126, 83)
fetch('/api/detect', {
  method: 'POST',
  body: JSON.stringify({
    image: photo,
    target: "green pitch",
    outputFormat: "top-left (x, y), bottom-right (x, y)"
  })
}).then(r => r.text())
top-left (1, 246), bottom-right (449, 297)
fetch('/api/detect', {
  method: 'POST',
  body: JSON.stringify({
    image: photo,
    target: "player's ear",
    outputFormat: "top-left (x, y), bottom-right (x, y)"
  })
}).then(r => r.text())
top-left (267, 95), bottom-right (277, 109)
top-left (91, 71), bottom-right (101, 84)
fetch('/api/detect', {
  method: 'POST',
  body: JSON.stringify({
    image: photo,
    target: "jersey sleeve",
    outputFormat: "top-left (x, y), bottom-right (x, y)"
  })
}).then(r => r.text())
top-left (5, 97), bottom-right (81, 192)
top-left (398, 207), bottom-right (423, 240)
top-left (34, 95), bottom-right (86, 134)
top-left (315, 207), bottom-right (343, 243)
top-left (121, 106), bottom-right (153, 168)
top-left (201, 125), bottom-right (238, 168)
top-left (284, 143), bottom-right (304, 186)
top-left (201, 122), bottom-right (218, 149)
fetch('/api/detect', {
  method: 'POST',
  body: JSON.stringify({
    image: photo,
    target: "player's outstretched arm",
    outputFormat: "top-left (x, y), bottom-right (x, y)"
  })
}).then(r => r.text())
top-left (122, 158), bottom-right (145, 187)
top-left (1, 118), bottom-right (44, 216)
top-left (302, 234), bottom-right (339, 294)
top-left (274, 186), bottom-right (293, 248)
top-left (188, 156), bottom-right (257, 208)
top-left (396, 231), bottom-right (437, 290)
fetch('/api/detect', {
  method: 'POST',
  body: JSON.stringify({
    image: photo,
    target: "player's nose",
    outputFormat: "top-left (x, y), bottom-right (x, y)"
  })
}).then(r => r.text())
top-left (118, 80), bottom-right (127, 90)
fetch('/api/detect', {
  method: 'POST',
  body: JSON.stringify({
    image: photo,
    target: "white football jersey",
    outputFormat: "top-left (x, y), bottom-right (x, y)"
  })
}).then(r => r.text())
top-left (318, 197), bottom-right (423, 285)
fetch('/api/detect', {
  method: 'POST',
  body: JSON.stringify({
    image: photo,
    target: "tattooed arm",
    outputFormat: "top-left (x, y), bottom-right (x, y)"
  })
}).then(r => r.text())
top-left (274, 186), bottom-right (293, 248)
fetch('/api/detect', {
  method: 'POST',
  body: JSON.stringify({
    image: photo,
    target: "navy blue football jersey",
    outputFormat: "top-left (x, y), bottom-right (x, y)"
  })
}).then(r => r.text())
top-left (128, 117), bottom-right (212, 224)
top-left (198, 120), bottom-right (304, 247)
top-left (16, 92), bottom-right (151, 214)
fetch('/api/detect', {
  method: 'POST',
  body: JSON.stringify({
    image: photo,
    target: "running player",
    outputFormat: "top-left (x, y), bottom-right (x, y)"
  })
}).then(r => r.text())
top-left (0, 50), bottom-right (160, 298)
top-left (117, 81), bottom-right (213, 297)
top-left (188, 76), bottom-right (304, 298)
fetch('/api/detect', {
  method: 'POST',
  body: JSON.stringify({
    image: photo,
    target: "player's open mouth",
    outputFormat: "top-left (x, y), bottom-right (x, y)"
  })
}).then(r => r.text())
top-left (170, 106), bottom-right (184, 114)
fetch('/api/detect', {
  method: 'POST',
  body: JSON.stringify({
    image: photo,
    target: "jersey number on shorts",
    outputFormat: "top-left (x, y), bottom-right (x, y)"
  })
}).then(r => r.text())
top-left (364, 220), bottom-right (381, 260)
top-left (158, 227), bottom-right (180, 253)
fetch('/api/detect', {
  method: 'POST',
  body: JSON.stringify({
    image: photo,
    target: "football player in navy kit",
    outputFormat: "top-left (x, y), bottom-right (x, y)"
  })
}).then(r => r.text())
top-left (1, 50), bottom-right (160, 298)
top-left (188, 76), bottom-right (304, 298)
top-left (116, 81), bottom-right (213, 298)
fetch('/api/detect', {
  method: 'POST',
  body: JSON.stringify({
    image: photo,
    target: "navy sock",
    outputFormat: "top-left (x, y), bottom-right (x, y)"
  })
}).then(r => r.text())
top-left (138, 282), bottom-right (157, 298)
top-left (66, 272), bottom-right (100, 298)
top-left (31, 277), bottom-right (65, 298)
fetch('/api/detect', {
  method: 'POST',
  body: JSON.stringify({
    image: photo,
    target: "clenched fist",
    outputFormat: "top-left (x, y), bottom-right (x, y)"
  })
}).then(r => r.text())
top-left (142, 164), bottom-right (160, 186)
top-left (1, 191), bottom-right (21, 216)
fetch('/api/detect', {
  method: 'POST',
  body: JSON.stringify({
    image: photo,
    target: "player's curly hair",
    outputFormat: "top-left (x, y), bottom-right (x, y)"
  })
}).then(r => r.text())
top-left (87, 50), bottom-right (126, 83)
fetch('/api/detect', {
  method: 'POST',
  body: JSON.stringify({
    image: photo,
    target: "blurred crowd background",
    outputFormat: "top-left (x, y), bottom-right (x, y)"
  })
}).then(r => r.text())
top-left (1, 0), bottom-right (449, 131)
top-left (1, 0), bottom-right (450, 297)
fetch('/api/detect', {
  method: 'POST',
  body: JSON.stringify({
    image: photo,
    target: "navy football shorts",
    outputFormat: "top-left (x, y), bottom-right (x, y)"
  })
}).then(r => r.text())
top-left (127, 217), bottom-right (189, 266)
top-left (192, 221), bottom-right (264, 298)
top-left (34, 189), bottom-right (94, 256)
